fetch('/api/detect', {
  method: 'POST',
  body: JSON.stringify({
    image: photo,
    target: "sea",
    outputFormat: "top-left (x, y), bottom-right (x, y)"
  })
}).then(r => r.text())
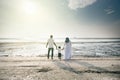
top-left (0, 38), bottom-right (120, 57)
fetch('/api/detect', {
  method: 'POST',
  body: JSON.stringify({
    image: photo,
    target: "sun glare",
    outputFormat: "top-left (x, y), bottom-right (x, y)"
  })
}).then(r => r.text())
top-left (18, 0), bottom-right (58, 37)
top-left (23, 1), bottom-right (38, 14)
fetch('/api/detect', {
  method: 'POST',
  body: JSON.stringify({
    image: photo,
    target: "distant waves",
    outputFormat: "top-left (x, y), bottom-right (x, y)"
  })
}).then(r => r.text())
top-left (0, 38), bottom-right (120, 57)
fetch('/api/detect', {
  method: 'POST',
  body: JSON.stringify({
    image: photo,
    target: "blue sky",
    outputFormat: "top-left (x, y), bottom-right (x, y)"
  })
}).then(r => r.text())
top-left (0, 0), bottom-right (120, 38)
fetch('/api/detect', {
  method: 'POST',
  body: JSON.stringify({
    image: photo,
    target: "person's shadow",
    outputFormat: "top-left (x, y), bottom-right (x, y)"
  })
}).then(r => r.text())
top-left (53, 60), bottom-right (82, 74)
top-left (53, 60), bottom-right (120, 74)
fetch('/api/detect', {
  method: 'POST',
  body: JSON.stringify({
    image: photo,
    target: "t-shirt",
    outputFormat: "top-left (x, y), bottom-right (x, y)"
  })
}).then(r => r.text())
top-left (58, 48), bottom-right (62, 53)
top-left (47, 38), bottom-right (54, 48)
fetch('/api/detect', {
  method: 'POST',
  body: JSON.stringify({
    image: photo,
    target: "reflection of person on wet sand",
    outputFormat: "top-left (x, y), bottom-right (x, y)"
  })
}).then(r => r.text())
top-left (46, 35), bottom-right (57, 60)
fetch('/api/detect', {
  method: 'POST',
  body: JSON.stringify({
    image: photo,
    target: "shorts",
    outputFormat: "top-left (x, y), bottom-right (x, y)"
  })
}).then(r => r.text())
top-left (58, 53), bottom-right (61, 57)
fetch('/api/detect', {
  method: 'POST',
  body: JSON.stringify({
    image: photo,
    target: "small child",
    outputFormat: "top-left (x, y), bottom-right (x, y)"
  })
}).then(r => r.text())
top-left (57, 46), bottom-right (64, 60)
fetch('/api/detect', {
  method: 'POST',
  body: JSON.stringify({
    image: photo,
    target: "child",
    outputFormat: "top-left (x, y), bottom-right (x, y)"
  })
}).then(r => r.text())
top-left (57, 46), bottom-right (63, 60)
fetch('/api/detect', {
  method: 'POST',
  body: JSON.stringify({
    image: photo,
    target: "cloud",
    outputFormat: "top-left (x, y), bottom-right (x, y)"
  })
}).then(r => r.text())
top-left (104, 8), bottom-right (115, 15)
top-left (68, 0), bottom-right (97, 10)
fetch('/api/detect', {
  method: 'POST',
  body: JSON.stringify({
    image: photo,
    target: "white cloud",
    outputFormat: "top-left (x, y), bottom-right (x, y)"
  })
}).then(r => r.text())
top-left (68, 0), bottom-right (97, 10)
top-left (104, 8), bottom-right (115, 15)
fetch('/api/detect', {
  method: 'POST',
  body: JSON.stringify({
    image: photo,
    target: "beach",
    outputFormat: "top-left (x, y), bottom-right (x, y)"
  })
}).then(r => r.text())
top-left (0, 0), bottom-right (120, 79)
top-left (0, 38), bottom-right (120, 80)
top-left (0, 56), bottom-right (120, 80)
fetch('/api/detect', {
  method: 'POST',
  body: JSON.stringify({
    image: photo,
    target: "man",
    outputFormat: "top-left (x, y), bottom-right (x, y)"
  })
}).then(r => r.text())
top-left (46, 35), bottom-right (57, 59)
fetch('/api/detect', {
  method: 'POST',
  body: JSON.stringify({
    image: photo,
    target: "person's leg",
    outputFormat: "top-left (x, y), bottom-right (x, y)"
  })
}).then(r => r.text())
top-left (51, 48), bottom-right (54, 59)
top-left (58, 53), bottom-right (59, 59)
top-left (47, 48), bottom-right (51, 59)
top-left (59, 53), bottom-right (61, 60)
top-left (60, 53), bottom-right (61, 60)
top-left (58, 53), bottom-right (61, 60)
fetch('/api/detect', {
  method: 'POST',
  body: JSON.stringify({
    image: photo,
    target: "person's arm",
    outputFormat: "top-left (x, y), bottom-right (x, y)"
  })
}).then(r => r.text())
top-left (46, 42), bottom-right (48, 48)
top-left (46, 40), bottom-right (48, 48)
top-left (54, 42), bottom-right (57, 49)
top-left (62, 43), bottom-right (65, 50)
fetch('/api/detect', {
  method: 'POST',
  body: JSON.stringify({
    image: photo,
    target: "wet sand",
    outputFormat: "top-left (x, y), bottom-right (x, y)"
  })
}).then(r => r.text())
top-left (0, 56), bottom-right (120, 80)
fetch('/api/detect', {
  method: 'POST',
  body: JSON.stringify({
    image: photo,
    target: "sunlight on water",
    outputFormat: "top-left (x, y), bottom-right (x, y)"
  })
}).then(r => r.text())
top-left (0, 38), bottom-right (120, 57)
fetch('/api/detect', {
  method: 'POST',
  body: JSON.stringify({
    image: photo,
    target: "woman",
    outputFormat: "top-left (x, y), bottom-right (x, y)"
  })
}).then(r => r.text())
top-left (64, 37), bottom-right (72, 60)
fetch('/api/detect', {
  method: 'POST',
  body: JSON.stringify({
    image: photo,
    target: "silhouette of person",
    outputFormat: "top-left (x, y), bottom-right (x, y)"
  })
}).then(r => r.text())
top-left (64, 37), bottom-right (72, 60)
top-left (57, 46), bottom-right (64, 60)
top-left (46, 35), bottom-right (57, 59)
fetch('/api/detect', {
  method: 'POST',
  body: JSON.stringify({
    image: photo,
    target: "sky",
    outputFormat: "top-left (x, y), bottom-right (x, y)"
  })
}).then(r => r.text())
top-left (0, 0), bottom-right (120, 38)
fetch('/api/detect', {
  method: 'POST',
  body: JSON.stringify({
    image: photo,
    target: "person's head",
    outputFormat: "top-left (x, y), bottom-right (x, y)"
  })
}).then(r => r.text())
top-left (65, 37), bottom-right (70, 43)
top-left (50, 35), bottom-right (53, 38)
top-left (58, 46), bottom-right (61, 49)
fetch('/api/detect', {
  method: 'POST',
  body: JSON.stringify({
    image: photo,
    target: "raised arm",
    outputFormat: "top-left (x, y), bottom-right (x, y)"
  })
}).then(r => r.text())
top-left (62, 43), bottom-right (65, 50)
top-left (46, 42), bottom-right (48, 48)
top-left (54, 42), bottom-right (57, 49)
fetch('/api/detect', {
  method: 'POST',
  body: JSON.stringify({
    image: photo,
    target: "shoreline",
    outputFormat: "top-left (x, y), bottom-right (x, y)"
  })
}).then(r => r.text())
top-left (0, 56), bottom-right (120, 61)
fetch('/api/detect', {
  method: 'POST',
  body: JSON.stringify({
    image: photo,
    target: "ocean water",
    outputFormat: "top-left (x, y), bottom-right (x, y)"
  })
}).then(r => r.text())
top-left (0, 38), bottom-right (120, 57)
